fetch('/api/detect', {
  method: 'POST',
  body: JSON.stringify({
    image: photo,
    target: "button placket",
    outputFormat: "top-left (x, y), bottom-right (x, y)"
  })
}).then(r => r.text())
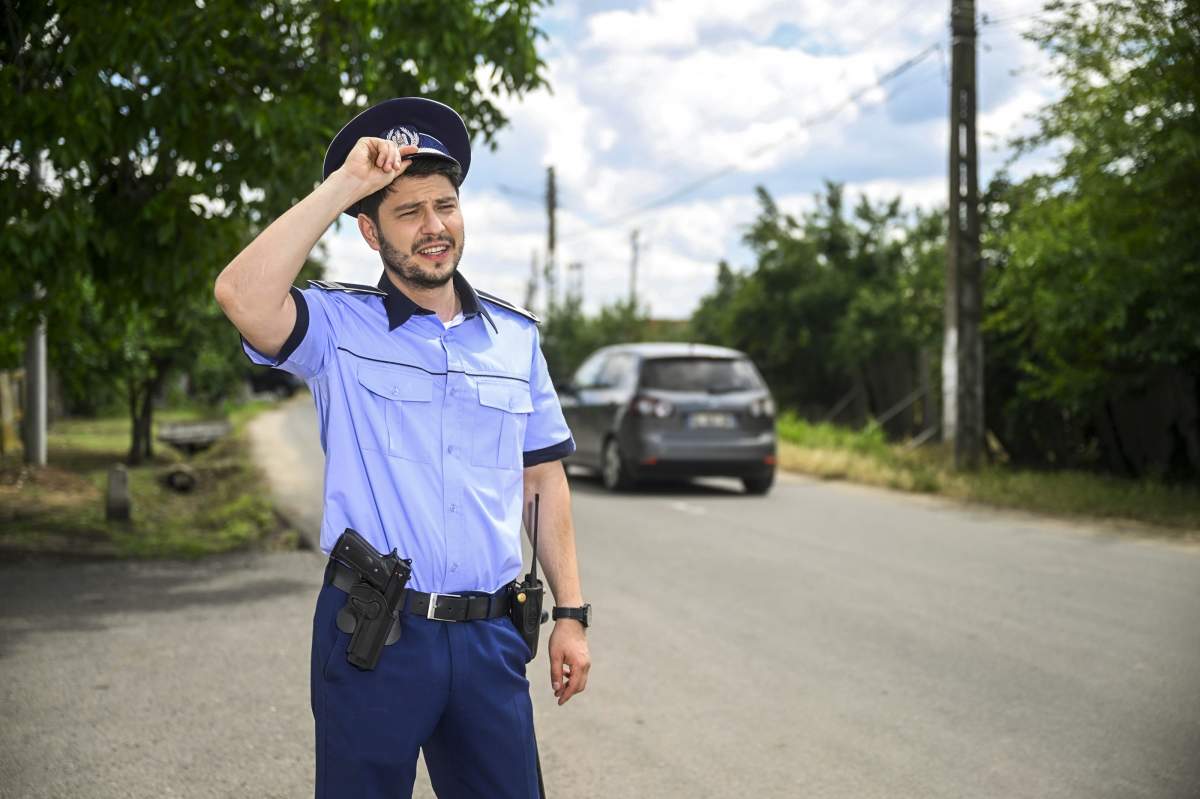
top-left (441, 347), bottom-right (468, 579)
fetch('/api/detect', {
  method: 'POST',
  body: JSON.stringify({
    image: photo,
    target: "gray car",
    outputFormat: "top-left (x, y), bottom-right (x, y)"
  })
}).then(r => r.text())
top-left (557, 343), bottom-right (777, 494)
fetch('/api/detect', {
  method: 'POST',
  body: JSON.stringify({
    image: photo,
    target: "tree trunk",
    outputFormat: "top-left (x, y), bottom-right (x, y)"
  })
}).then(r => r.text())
top-left (127, 381), bottom-right (140, 465)
top-left (126, 376), bottom-right (158, 465)
top-left (138, 380), bottom-right (154, 461)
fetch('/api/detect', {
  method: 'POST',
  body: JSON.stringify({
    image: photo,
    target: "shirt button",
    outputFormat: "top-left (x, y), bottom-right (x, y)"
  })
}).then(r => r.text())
top-left (446, 445), bottom-right (454, 455)
top-left (448, 503), bottom-right (457, 513)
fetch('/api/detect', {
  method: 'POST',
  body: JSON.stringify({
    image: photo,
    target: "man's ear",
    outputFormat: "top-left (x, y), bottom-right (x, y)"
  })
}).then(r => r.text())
top-left (357, 213), bottom-right (382, 252)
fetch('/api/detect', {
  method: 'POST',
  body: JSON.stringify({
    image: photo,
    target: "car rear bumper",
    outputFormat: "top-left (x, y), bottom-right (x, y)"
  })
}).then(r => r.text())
top-left (624, 430), bottom-right (776, 478)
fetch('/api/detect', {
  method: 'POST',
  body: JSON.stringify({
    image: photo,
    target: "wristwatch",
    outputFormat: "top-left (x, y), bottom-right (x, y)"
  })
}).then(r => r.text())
top-left (552, 603), bottom-right (591, 628)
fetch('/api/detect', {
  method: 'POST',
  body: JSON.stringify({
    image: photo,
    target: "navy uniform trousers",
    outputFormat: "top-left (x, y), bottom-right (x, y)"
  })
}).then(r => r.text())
top-left (311, 575), bottom-right (544, 798)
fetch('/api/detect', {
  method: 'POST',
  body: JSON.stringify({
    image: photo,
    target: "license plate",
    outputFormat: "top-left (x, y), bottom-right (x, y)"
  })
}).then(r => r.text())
top-left (688, 412), bottom-right (737, 429)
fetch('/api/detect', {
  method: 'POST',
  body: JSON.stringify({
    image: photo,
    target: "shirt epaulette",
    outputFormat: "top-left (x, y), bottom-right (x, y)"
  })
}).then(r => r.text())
top-left (477, 290), bottom-right (540, 324)
top-left (307, 279), bottom-right (387, 296)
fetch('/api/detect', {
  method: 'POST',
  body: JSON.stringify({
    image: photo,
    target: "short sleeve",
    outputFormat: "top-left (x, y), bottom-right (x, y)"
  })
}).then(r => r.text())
top-left (522, 327), bottom-right (575, 467)
top-left (241, 286), bottom-right (333, 380)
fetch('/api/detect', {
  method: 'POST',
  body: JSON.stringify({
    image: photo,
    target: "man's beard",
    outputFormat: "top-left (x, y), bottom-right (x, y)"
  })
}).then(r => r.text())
top-left (378, 229), bottom-right (465, 290)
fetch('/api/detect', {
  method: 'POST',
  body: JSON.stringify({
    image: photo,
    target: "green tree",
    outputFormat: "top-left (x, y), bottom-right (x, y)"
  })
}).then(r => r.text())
top-left (691, 183), bottom-right (944, 424)
top-left (541, 295), bottom-right (652, 385)
top-left (988, 0), bottom-right (1200, 412)
top-left (1, 0), bottom-right (549, 462)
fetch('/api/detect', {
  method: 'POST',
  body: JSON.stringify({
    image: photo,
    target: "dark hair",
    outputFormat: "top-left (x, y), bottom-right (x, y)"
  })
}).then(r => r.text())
top-left (358, 157), bottom-right (463, 223)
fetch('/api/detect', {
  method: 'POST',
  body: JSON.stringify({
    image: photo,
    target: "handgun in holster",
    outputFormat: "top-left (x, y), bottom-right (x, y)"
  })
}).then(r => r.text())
top-left (509, 494), bottom-right (550, 663)
top-left (330, 528), bottom-right (412, 671)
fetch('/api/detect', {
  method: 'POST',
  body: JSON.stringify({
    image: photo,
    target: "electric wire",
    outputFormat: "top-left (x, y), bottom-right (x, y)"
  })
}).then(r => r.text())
top-left (558, 42), bottom-right (942, 245)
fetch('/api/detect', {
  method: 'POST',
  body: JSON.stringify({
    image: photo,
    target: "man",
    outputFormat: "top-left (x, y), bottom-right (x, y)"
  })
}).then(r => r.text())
top-left (214, 97), bottom-right (591, 799)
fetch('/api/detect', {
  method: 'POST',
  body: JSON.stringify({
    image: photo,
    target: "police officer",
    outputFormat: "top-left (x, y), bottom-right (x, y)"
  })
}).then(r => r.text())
top-left (214, 97), bottom-right (591, 799)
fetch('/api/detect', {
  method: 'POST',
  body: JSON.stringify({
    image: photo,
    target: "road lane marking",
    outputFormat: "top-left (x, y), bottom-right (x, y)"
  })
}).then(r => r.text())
top-left (666, 501), bottom-right (708, 516)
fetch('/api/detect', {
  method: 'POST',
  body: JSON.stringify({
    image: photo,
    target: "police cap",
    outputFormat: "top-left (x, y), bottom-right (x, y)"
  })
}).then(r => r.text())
top-left (323, 97), bottom-right (471, 217)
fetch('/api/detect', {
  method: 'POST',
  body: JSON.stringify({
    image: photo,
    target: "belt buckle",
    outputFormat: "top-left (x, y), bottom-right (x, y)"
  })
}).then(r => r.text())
top-left (427, 592), bottom-right (462, 622)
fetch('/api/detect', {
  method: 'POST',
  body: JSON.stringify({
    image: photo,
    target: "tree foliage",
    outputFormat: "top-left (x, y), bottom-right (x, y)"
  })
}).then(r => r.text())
top-left (691, 183), bottom-right (944, 420)
top-left (688, 1), bottom-right (1199, 477)
top-left (987, 0), bottom-right (1200, 410)
top-left (1, 0), bottom-right (549, 462)
top-left (540, 296), bottom-right (653, 386)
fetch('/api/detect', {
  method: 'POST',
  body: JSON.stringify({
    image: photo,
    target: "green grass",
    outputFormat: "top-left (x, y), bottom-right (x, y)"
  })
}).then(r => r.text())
top-left (776, 412), bottom-right (1200, 536)
top-left (0, 401), bottom-right (299, 559)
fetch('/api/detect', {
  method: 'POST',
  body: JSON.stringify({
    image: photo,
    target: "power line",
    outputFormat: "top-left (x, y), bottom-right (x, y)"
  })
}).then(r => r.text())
top-left (496, 182), bottom-right (543, 202)
top-left (978, 10), bottom-right (1051, 27)
top-left (852, 0), bottom-right (938, 50)
top-left (558, 42), bottom-right (941, 245)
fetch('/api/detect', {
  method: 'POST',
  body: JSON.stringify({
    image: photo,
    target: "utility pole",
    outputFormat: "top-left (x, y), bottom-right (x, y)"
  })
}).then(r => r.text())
top-left (524, 249), bottom-right (539, 311)
top-left (629, 229), bottom-right (640, 306)
top-left (23, 284), bottom-right (47, 467)
top-left (943, 0), bottom-right (984, 469)
top-left (567, 261), bottom-right (583, 304)
top-left (544, 166), bottom-right (557, 312)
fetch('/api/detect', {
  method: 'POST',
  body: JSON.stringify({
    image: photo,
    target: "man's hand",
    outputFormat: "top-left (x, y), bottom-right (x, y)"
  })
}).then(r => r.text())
top-left (548, 619), bottom-right (590, 706)
top-left (333, 137), bottom-right (419, 206)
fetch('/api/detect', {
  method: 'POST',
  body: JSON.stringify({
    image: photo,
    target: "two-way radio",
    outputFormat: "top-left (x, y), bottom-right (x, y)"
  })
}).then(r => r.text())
top-left (510, 493), bottom-right (548, 663)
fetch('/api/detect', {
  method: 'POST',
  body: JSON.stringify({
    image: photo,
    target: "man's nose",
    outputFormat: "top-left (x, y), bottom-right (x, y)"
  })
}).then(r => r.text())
top-left (418, 205), bottom-right (446, 234)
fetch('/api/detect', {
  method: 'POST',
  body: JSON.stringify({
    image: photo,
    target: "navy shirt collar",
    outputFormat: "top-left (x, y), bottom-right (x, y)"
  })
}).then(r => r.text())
top-left (376, 271), bottom-right (497, 333)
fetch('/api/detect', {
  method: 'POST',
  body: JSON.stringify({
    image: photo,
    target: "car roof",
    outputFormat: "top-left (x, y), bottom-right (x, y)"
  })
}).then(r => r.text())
top-left (598, 342), bottom-right (748, 360)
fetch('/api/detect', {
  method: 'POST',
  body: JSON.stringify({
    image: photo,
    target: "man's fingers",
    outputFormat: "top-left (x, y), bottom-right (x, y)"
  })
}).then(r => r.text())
top-left (557, 659), bottom-right (589, 705)
top-left (571, 661), bottom-right (589, 695)
top-left (349, 138), bottom-right (421, 184)
top-left (394, 144), bottom-right (417, 171)
top-left (550, 656), bottom-right (564, 695)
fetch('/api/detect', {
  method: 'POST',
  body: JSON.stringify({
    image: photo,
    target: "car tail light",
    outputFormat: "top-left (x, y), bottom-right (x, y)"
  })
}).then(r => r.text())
top-left (749, 397), bottom-right (776, 417)
top-left (632, 395), bottom-right (674, 418)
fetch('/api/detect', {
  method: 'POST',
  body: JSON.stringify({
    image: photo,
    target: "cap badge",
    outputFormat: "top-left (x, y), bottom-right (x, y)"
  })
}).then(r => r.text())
top-left (384, 126), bottom-right (420, 147)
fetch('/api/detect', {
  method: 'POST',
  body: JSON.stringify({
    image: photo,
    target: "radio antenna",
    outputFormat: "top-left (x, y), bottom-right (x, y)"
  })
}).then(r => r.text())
top-left (529, 493), bottom-right (540, 583)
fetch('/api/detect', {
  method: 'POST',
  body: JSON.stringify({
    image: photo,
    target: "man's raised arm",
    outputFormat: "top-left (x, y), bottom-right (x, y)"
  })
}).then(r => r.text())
top-left (213, 138), bottom-right (416, 358)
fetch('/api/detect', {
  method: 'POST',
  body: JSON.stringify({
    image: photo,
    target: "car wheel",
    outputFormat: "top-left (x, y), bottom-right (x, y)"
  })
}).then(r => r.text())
top-left (742, 471), bottom-right (774, 496)
top-left (601, 438), bottom-right (633, 492)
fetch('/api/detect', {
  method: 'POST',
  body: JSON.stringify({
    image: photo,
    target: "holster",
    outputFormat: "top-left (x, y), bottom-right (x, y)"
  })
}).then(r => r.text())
top-left (508, 576), bottom-right (546, 663)
top-left (329, 528), bottom-right (412, 671)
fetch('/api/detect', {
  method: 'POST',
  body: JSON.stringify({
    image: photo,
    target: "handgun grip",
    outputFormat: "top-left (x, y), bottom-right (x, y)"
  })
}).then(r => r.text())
top-left (333, 528), bottom-right (396, 591)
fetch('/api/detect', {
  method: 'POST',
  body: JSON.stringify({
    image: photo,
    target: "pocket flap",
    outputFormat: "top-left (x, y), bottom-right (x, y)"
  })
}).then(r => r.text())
top-left (477, 380), bottom-right (534, 413)
top-left (357, 367), bottom-right (433, 402)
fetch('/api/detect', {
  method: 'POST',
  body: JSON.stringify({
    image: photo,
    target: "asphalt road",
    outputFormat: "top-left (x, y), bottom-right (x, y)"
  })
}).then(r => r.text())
top-left (2, 396), bottom-right (1198, 798)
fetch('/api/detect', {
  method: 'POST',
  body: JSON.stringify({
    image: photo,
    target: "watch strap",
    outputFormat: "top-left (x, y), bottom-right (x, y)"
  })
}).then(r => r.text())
top-left (552, 604), bottom-right (590, 627)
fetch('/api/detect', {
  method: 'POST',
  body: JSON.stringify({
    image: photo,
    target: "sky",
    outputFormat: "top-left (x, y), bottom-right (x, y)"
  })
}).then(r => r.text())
top-left (321, 0), bottom-right (1059, 320)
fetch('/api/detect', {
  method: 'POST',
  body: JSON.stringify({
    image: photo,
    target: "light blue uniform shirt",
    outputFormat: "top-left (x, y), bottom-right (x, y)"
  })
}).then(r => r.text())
top-left (242, 272), bottom-right (575, 594)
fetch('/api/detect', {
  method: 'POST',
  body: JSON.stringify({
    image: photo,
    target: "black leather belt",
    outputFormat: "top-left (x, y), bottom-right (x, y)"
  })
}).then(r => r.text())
top-left (328, 559), bottom-right (511, 622)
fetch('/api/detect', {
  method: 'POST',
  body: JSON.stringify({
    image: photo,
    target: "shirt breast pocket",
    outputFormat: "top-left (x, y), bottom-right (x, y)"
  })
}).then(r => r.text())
top-left (471, 380), bottom-right (534, 470)
top-left (356, 366), bottom-right (436, 463)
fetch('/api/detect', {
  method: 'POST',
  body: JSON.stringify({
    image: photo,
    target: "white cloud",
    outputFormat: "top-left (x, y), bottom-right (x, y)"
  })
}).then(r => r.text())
top-left (583, 0), bottom-right (953, 58)
top-left (321, 221), bottom-right (381, 286)
top-left (554, 193), bottom-right (762, 318)
top-left (576, 42), bottom-right (903, 176)
top-left (318, 1), bottom-right (1062, 321)
top-left (845, 175), bottom-right (946, 209)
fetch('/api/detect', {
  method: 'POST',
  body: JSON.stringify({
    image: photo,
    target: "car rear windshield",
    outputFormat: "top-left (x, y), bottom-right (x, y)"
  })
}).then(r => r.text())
top-left (639, 357), bottom-right (764, 393)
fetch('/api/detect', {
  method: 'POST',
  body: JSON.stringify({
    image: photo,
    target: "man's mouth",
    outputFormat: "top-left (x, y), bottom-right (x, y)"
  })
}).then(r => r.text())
top-left (415, 240), bottom-right (453, 260)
